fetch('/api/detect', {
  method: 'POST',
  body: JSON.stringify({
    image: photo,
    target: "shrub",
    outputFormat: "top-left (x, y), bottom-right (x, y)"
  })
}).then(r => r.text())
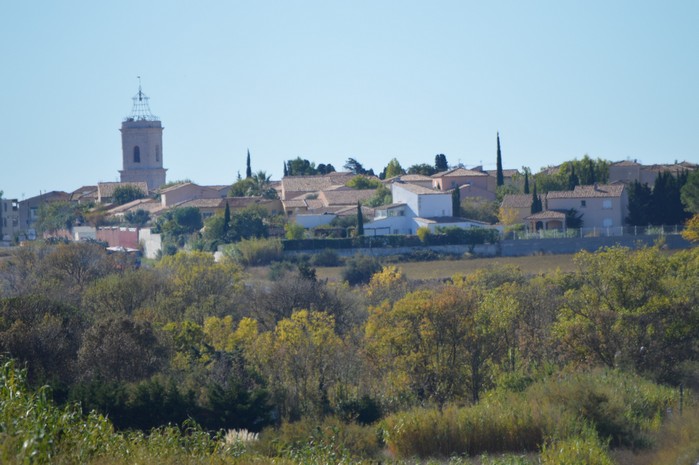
top-left (311, 249), bottom-right (342, 267)
top-left (224, 237), bottom-right (283, 266)
top-left (417, 226), bottom-right (431, 243)
top-left (540, 427), bottom-right (614, 465)
top-left (254, 417), bottom-right (380, 461)
top-left (341, 255), bottom-right (382, 286)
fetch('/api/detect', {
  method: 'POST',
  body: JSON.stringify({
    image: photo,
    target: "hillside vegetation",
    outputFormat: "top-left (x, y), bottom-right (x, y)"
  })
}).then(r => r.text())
top-left (1, 241), bottom-right (698, 464)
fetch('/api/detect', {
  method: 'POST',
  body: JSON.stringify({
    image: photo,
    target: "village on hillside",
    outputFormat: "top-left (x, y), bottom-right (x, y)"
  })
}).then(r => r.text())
top-left (2, 88), bottom-right (698, 256)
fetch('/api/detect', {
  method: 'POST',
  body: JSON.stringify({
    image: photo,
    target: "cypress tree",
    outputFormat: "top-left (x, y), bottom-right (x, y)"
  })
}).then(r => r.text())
top-left (524, 171), bottom-right (530, 194)
top-left (356, 202), bottom-right (364, 236)
top-left (452, 187), bottom-right (461, 216)
top-left (496, 132), bottom-right (504, 186)
top-left (531, 183), bottom-right (542, 214)
top-left (567, 165), bottom-right (579, 190)
top-left (283, 162), bottom-right (288, 177)
top-left (223, 202), bottom-right (231, 236)
top-left (246, 149), bottom-right (252, 179)
top-left (435, 154), bottom-right (449, 172)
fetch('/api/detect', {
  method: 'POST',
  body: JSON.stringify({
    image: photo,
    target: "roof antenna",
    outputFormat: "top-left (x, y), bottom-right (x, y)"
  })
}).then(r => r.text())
top-left (137, 76), bottom-right (143, 101)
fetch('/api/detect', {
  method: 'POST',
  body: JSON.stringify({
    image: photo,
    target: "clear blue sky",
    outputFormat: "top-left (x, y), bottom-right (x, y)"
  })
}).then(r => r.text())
top-left (1, 1), bottom-right (697, 200)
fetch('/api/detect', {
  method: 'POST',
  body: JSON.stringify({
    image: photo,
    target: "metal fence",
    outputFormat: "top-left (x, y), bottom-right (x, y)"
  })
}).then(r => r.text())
top-left (507, 224), bottom-right (686, 241)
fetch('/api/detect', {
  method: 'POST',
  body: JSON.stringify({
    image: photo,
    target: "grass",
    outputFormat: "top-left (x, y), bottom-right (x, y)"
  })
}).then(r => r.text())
top-left (316, 254), bottom-right (579, 282)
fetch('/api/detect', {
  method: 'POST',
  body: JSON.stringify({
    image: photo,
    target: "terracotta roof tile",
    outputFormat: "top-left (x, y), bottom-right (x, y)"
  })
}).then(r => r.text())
top-left (501, 194), bottom-right (533, 209)
top-left (546, 184), bottom-right (624, 199)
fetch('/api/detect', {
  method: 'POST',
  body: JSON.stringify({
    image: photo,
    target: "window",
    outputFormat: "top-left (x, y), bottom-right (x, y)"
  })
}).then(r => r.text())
top-left (133, 146), bottom-right (141, 163)
top-left (155, 145), bottom-right (161, 162)
top-left (602, 199), bottom-right (612, 209)
top-left (603, 218), bottom-right (613, 227)
top-left (580, 200), bottom-right (587, 207)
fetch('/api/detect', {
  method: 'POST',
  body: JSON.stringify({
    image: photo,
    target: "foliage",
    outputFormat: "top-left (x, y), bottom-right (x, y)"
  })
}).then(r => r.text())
top-left (682, 214), bottom-right (699, 242)
top-left (341, 255), bottom-right (382, 286)
top-left (626, 180), bottom-right (653, 225)
top-left (681, 168), bottom-right (699, 213)
top-left (345, 175), bottom-right (381, 190)
top-left (554, 245), bottom-right (699, 384)
top-left (383, 158), bottom-right (406, 179)
top-left (112, 185), bottom-right (147, 205)
top-left (36, 200), bottom-right (81, 233)
top-left (435, 153), bottom-right (449, 172)
top-left (496, 132), bottom-right (504, 186)
top-left (227, 205), bottom-right (269, 242)
top-left (530, 184), bottom-right (542, 214)
top-left (224, 237), bottom-right (283, 266)
top-left (460, 198), bottom-right (498, 223)
top-left (286, 157), bottom-right (320, 176)
top-left (452, 186), bottom-right (461, 216)
top-left (364, 184), bottom-right (392, 207)
top-left (284, 221), bottom-right (305, 240)
top-left (123, 208), bottom-right (150, 226)
top-left (310, 249), bottom-right (341, 267)
top-left (245, 171), bottom-right (278, 199)
top-left (356, 203), bottom-right (364, 236)
top-left (228, 177), bottom-right (256, 197)
top-left (539, 427), bottom-right (614, 465)
top-left (343, 157), bottom-right (371, 175)
top-left (417, 226), bottom-right (431, 242)
top-left (251, 310), bottom-right (343, 420)
top-left (407, 163), bottom-right (437, 176)
top-left (155, 207), bottom-right (203, 244)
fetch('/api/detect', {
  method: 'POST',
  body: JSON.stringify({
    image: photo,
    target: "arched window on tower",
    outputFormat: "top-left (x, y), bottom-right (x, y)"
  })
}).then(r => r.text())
top-left (155, 145), bottom-right (161, 162)
top-left (133, 146), bottom-right (141, 163)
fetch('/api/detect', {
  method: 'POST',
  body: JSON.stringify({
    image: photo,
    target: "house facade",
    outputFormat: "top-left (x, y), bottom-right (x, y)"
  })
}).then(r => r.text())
top-left (529, 184), bottom-right (628, 231)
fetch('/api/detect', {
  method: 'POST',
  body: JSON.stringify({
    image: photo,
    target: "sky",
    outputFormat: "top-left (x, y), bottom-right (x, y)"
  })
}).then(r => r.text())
top-left (1, 1), bottom-right (697, 200)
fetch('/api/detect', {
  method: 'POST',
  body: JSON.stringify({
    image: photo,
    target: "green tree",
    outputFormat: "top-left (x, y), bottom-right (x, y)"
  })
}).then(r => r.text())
top-left (252, 310), bottom-right (343, 420)
top-left (407, 163), bottom-right (437, 176)
top-left (228, 177), bottom-right (256, 197)
top-left (345, 175), bottom-right (381, 190)
top-left (365, 184), bottom-right (392, 207)
top-left (681, 169), bottom-right (699, 213)
top-left (626, 181), bottom-right (653, 226)
top-left (365, 285), bottom-right (505, 406)
top-left (496, 133), bottom-right (504, 186)
top-left (344, 157), bottom-right (368, 175)
top-left (287, 157), bottom-right (318, 176)
top-left (567, 165), bottom-right (580, 190)
top-left (435, 153), bottom-right (449, 172)
top-left (246, 149), bottom-right (252, 178)
top-left (383, 158), bottom-right (406, 179)
top-left (124, 209), bottom-right (150, 227)
top-left (530, 184), bottom-right (542, 214)
top-left (523, 169), bottom-right (530, 194)
top-left (223, 202), bottom-right (231, 236)
top-left (246, 171), bottom-right (278, 199)
top-left (227, 205), bottom-right (269, 242)
top-left (284, 221), bottom-right (305, 240)
top-left (452, 187), bottom-right (461, 216)
top-left (356, 202), bottom-right (364, 236)
top-left (112, 185), bottom-right (147, 205)
top-left (36, 201), bottom-right (80, 234)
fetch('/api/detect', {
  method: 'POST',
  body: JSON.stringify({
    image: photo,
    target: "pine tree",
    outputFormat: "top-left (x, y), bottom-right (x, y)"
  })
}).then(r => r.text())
top-left (496, 133), bottom-right (504, 187)
top-left (246, 149), bottom-right (252, 179)
top-left (356, 202), bottom-right (364, 236)
top-left (523, 171), bottom-right (530, 194)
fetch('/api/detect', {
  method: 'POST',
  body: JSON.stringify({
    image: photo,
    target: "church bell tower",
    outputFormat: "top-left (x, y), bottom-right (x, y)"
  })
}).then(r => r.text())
top-left (119, 80), bottom-right (167, 191)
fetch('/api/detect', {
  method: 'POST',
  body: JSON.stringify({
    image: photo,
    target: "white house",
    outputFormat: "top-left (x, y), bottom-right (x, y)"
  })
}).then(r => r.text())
top-left (365, 182), bottom-right (493, 235)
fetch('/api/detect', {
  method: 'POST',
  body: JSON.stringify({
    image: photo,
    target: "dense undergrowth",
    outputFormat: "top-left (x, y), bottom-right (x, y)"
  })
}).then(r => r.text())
top-left (3, 358), bottom-right (697, 465)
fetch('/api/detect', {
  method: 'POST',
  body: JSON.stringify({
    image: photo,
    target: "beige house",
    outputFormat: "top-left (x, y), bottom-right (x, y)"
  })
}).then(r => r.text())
top-left (528, 184), bottom-right (628, 231)
top-left (18, 191), bottom-right (70, 236)
top-left (431, 167), bottom-right (495, 200)
top-left (159, 182), bottom-right (224, 207)
top-left (500, 194), bottom-right (533, 224)
top-left (609, 160), bottom-right (697, 186)
top-left (280, 172), bottom-right (356, 201)
top-left (383, 173), bottom-right (433, 189)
